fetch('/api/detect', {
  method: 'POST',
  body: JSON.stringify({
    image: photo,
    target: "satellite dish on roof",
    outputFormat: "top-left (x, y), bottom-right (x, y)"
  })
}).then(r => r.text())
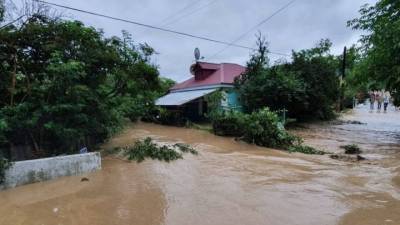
top-left (194, 47), bottom-right (200, 61)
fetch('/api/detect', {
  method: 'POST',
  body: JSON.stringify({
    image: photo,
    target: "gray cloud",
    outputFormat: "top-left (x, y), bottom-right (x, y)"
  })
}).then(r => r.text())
top-left (33, 0), bottom-right (378, 81)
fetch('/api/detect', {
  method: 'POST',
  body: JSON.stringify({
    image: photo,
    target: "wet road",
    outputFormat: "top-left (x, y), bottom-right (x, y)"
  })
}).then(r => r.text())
top-left (0, 105), bottom-right (399, 225)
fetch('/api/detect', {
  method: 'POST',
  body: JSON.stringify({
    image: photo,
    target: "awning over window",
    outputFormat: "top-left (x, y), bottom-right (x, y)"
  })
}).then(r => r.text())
top-left (155, 89), bottom-right (216, 106)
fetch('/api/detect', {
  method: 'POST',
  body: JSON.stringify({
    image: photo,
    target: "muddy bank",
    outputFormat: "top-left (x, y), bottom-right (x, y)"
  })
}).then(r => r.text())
top-left (0, 105), bottom-right (399, 225)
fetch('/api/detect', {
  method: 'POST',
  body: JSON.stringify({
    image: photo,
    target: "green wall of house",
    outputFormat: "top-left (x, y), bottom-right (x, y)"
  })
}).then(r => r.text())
top-left (220, 88), bottom-right (242, 111)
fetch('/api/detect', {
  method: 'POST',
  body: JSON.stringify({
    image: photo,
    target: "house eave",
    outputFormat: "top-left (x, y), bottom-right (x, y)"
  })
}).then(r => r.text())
top-left (170, 83), bottom-right (234, 93)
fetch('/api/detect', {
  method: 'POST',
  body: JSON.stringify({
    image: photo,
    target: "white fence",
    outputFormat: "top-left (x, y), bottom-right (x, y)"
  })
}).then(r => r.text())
top-left (1, 152), bottom-right (101, 190)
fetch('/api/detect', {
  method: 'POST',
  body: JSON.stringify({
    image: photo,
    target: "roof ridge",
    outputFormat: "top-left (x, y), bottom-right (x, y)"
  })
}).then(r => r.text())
top-left (220, 62), bottom-right (245, 67)
top-left (197, 61), bottom-right (220, 65)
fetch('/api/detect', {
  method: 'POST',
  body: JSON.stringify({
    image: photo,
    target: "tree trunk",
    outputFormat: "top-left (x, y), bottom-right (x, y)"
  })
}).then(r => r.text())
top-left (28, 131), bottom-right (42, 159)
top-left (10, 53), bottom-right (17, 106)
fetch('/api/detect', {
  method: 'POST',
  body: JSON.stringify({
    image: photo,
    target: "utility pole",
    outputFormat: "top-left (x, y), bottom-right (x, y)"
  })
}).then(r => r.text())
top-left (342, 46), bottom-right (347, 79)
top-left (337, 46), bottom-right (346, 112)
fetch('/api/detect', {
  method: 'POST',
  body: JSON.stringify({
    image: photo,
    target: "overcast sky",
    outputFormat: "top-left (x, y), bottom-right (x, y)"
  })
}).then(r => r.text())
top-left (29, 0), bottom-right (377, 81)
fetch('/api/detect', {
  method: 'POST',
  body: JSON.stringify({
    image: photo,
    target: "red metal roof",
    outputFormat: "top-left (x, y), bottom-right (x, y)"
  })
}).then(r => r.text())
top-left (171, 62), bottom-right (246, 91)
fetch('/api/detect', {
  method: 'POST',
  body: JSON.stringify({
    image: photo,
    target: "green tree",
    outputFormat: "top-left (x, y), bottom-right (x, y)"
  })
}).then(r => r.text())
top-left (289, 39), bottom-right (340, 120)
top-left (0, 15), bottom-right (161, 159)
top-left (235, 35), bottom-right (304, 114)
top-left (341, 46), bottom-right (385, 106)
top-left (236, 37), bottom-right (339, 120)
top-left (348, 0), bottom-right (400, 105)
top-left (0, 0), bottom-right (4, 23)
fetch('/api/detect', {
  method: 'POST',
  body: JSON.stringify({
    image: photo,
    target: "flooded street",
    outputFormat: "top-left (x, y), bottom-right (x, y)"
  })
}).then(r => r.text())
top-left (1, 105), bottom-right (399, 225)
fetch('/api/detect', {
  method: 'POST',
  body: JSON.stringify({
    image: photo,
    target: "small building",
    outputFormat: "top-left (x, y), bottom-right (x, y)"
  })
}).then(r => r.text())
top-left (156, 61), bottom-right (245, 120)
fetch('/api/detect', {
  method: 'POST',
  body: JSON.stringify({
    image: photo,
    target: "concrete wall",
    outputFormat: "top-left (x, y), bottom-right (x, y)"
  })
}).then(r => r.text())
top-left (1, 152), bottom-right (101, 190)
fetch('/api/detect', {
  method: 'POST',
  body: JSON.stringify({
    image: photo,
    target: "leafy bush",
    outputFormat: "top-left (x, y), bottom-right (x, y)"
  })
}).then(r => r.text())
top-left (210, 111), bottom-right (246, 136)
top-left (340, 144), bottom-right (362, 154)
top-left (173, 143), bottom-right (198, 155)
top-left (0, 156), bottom-right (12, 184)
top-left (241, 108), bottom-right (300, 149)
top-left (288, 145), bottom-right (325, 155)
top-left (123, 137), bottom-right (197, 163)
top-left (210, 108), bottom-right (299, 150)
top-left (209, 108), bottom-right (326, 154)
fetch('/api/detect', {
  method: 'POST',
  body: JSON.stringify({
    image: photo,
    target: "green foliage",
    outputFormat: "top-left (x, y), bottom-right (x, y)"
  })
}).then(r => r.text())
top-left (210, 107), bottom-right (299, 149)
top-left (288, 145), bottom-right (325, 155)
top-left (209, 108), bottom-right (325, 154)
top-left (288, 39), bottom-right (340, 120)
top-left (173, 143), bottom-right (198, 155)
top-left (158, 77), bottom-right (176, 94)
top-left (124, 137), bottom-right (197, 163)
top-left (139, 77), bottom-right (176, 122)
top-left (0, 15), bottom-right (163, 158)
top-left (0, 155), bottom-right (12, 184)
top-left (340, 144), bottom-right (362, 154)
top-left (241, 108), bottom-right (300, 149)
top-left (0, 117), bottom-right (7, 145)
top-left (204, 90), bottom-right (224, 117)
top-left (348, 0), bottom-right (400, 105)
top-left (342, 46), bottom-right (385, 108)
top-left (0, 0), bottom-right (4, 22)
top-left (235, 63), bottom-right (305, 116)
top-left (236, 37), bottom-right (339, 121)
top-left (210, 110), bottom-right (246, 136)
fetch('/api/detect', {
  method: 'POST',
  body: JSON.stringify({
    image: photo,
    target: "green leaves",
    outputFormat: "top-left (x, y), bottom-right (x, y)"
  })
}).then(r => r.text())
top-left (123, 137), bottom-right (197, 163)
top-left (349, 0), bottom-right (400, 105)
top-left (0, 0), bottom-right (4, 23)
top-left (0, 15), bottom-right (163, 158)
top-left (288, 145), bottom-right (325, 155)
top-left (211, 108), bottom-right (299, 150)
top-left (0, 156), bottom-right (12, 184)
top-left (242, 108), bottom-right (299, 149)
top-left (237, 37), bottom-right (339, 121)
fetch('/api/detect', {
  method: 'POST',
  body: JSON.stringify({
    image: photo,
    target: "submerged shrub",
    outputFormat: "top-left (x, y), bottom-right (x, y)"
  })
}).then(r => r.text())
top-left (210, 108), bottom-right (325, 154)
top-left (174, 143), bottom-right (198, 155)
top-left (210, 111), bottom-right (246, 136)
top-left (341, 144), bottom-right (362, 154)
top-left (0, 156), bottom-right (12, 184)
top-left (241, 108), bottom-right (299, 149)
top-left (288, 145), bottom-right (325, 155)
top-left (124, 137), bottom-right (197, 163)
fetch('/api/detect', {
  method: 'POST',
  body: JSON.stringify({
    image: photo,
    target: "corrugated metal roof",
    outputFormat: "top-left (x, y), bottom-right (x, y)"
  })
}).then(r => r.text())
top-left (155, 88), bottom-right (217, 106)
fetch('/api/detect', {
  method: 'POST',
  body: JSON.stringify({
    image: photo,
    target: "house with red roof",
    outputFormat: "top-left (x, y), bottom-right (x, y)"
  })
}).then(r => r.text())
top-left (156, 61), bottom-right (245, 120)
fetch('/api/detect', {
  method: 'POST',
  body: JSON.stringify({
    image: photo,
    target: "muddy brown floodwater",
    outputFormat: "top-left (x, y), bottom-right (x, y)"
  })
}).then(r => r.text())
top-left (1, 105), bottom-right (399, 225)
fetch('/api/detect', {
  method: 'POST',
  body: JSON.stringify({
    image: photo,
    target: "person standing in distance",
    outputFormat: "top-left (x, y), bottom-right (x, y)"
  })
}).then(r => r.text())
top-left (383, 91), bottom-right (390, 113)
top-left (369, 90), bottom-right (376, 112)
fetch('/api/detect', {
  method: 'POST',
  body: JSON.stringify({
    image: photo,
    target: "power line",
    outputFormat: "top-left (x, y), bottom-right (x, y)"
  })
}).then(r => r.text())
top-left (208, 0), bottom-right (296, 59)
top-left (0, 15), bottom-right (25, 30)
top-left (162, 0), bottom-right (221, 27)
top-left (134, 0), bottom-right (208, 39)
top-left (34, 0), bottom-right (254, 51)
top-left (34, 0), bottom-right (291, 57)
top-left (159, 0), bottom-right (207, 26)
top-left (161, 0), bottom-right (208, 26)
top-left (137, 0), bottom-right (218, 40)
